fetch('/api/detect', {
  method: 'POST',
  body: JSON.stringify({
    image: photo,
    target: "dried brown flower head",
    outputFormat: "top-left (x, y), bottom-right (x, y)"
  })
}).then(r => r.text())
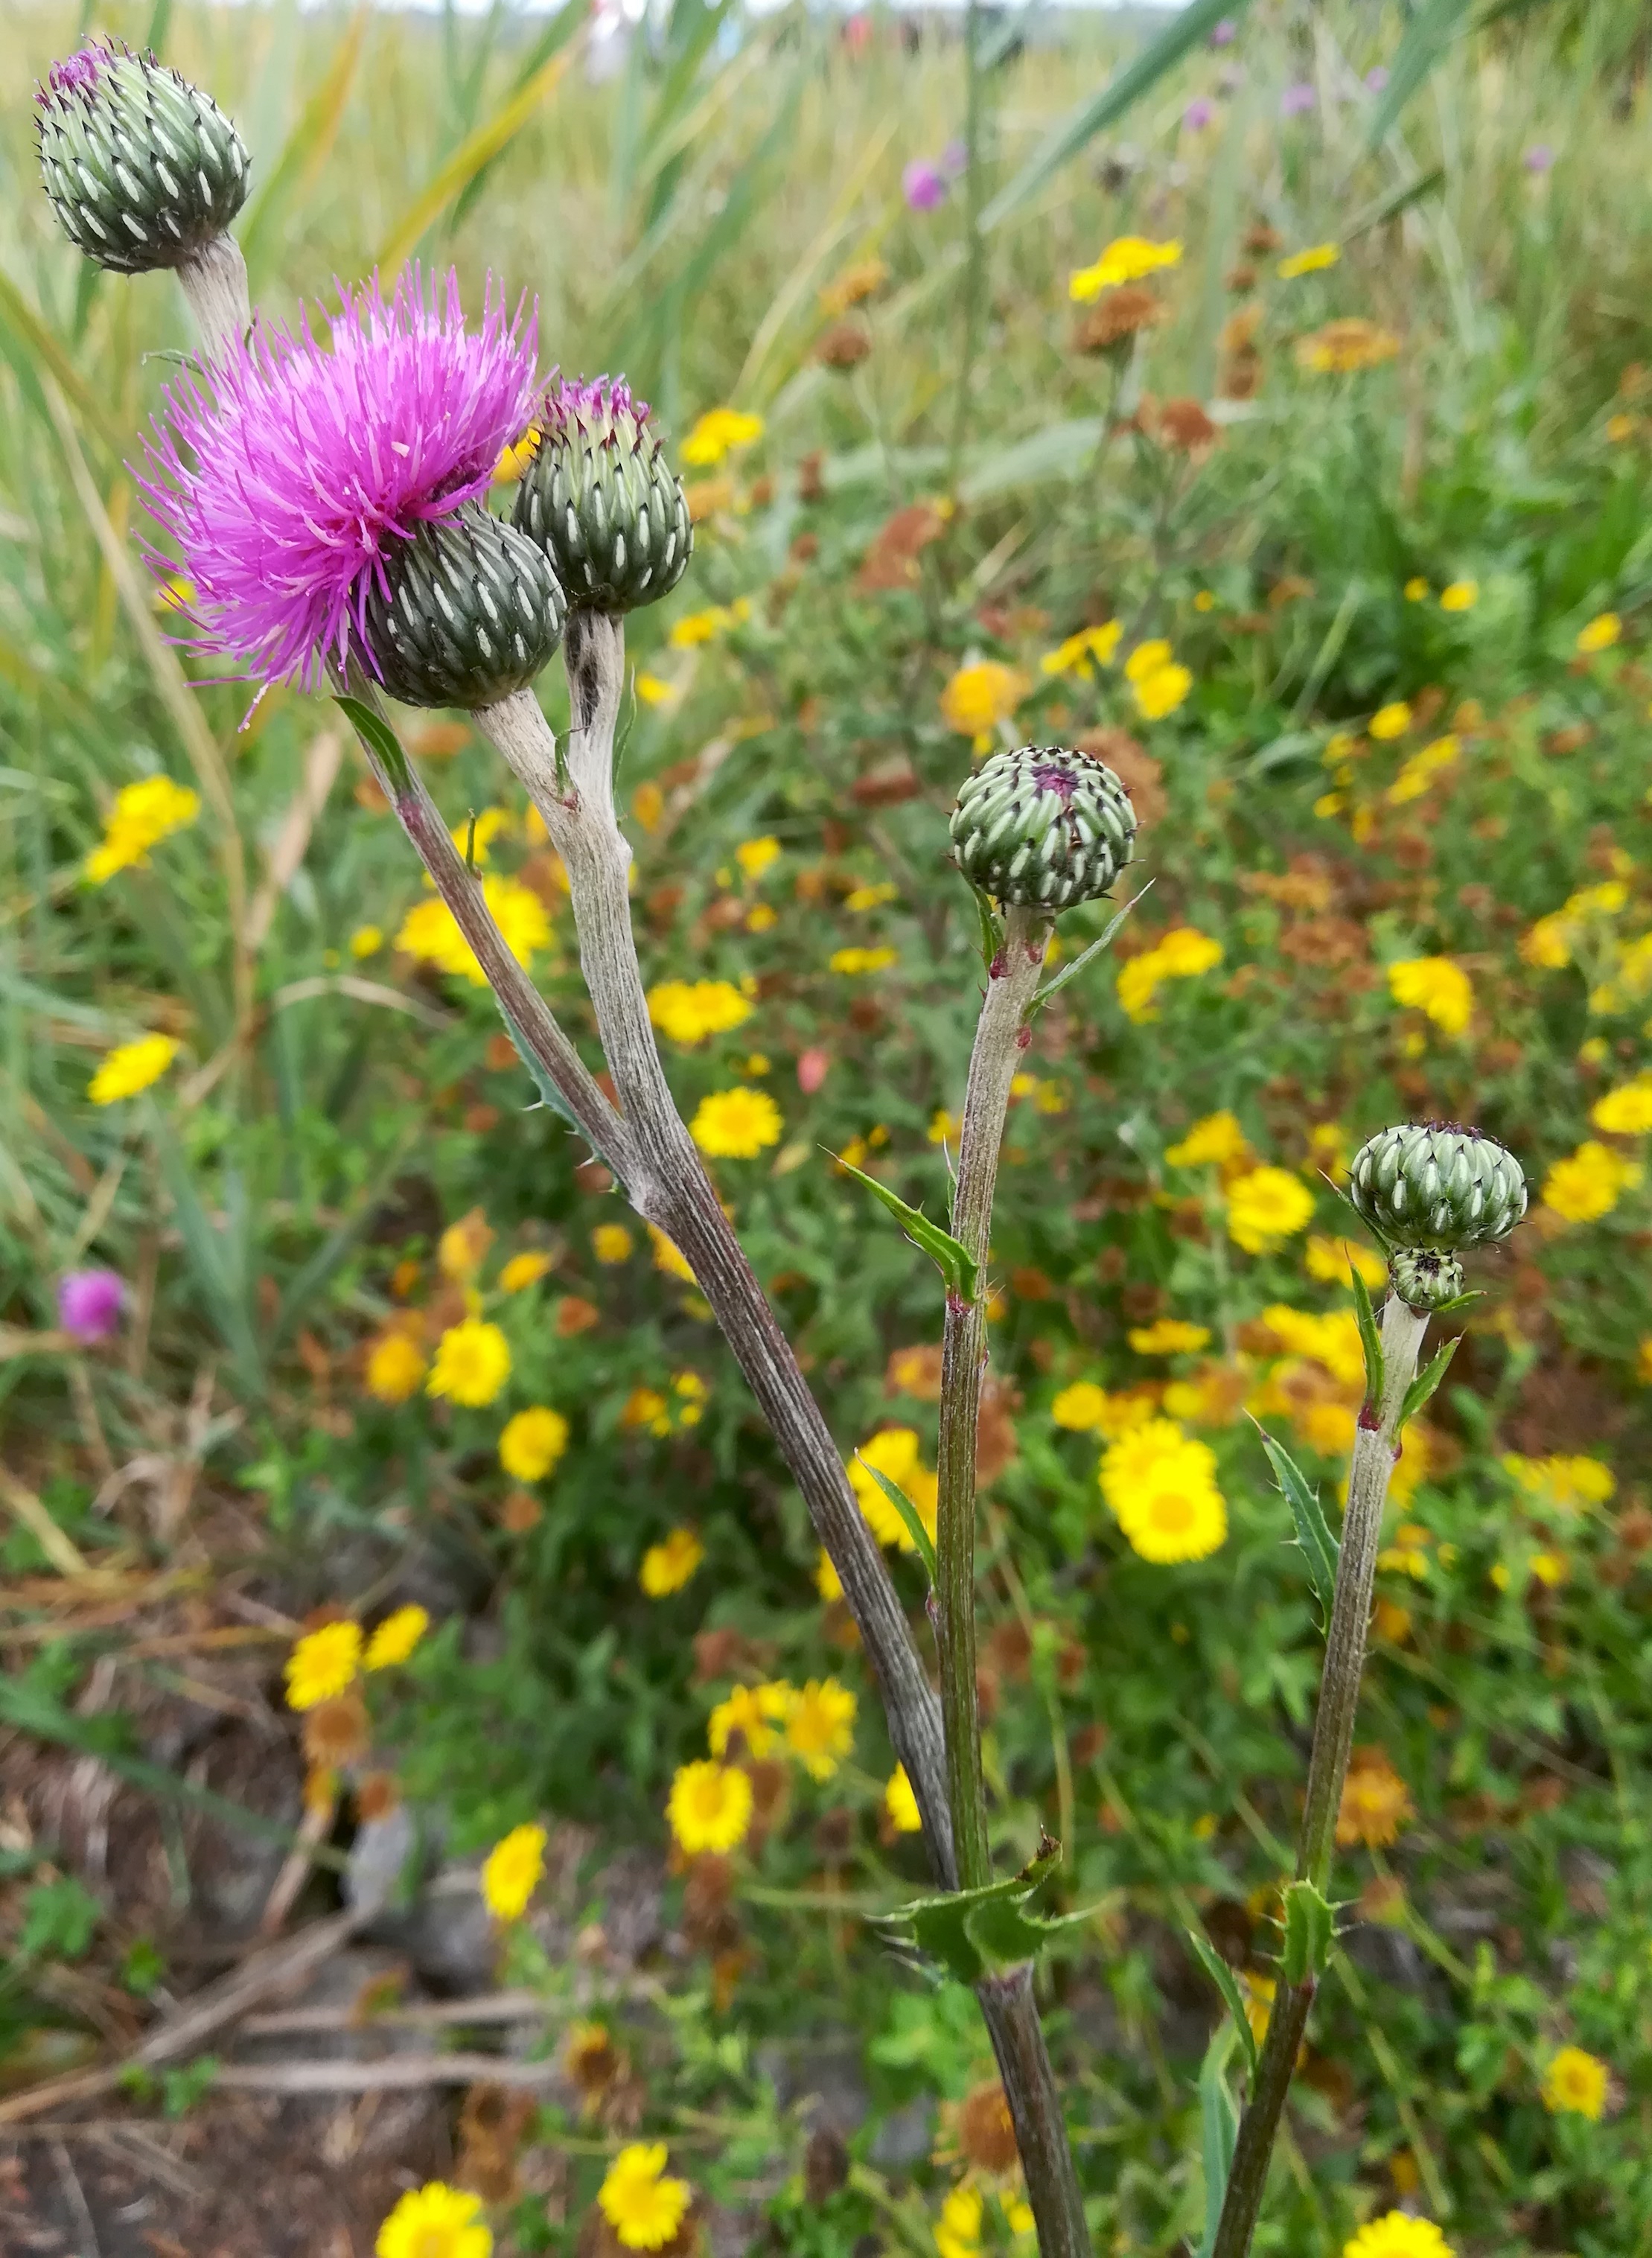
top-left (816, 321), bottom-right (873, 371)
top-left (302, 1692), bottom-right (370, 1768)
top-left (957, 2082), bottom-right (1020, 2175)
top-left (1073, 284), bottom-right (1164, 356)
top-left (1295, 318), bottom-right (1400, 376)
top-left (1153, 396), bottom-right (1219, 453)
top-left (1336, 1747), bottom-right (1415, 1847)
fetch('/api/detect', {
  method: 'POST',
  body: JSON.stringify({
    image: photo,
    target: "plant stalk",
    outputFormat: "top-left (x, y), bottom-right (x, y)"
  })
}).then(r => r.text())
top-left (1211, 1286), bottom-right (1429, 2258)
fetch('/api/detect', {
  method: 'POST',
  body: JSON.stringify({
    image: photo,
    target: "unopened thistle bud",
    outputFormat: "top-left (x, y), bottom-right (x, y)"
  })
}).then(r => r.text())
top-left (949, 744), bottom-right (1137, 910)
top-left (1348, 1123), bottom-right (1526, 1256)
top-left (1388, 1248), bottom-right (1464, 1312)
top-left (361, 507), bottom-right (565, 712)
top-left (36, 39), bottom-right (249, 275)
top-left (513, 377), bottom-right (692, 613)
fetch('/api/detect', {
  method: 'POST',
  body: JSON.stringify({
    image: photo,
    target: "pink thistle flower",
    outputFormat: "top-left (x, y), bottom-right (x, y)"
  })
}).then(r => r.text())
top-left (58, 1269), bottom-right (126, 1340)
top-left (138, 266), bottom-right (540, 692)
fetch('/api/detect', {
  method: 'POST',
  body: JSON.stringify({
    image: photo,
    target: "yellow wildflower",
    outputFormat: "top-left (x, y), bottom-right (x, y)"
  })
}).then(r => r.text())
top-left (84, 775), bottom-right (202, 884)
top-left (499, 1405), bottom-right (569, 1481)
top-left (1388, 734), bottom-right (1459, 804)
top-left (940, 660), bottom-right (1027, 740)
top-left (447, 807), bottom-right (511, 866)
top-left (492, 427), bottom-right (540, 484)
top-left (593, 1222), bottom-right (634, 1263)
top-left (648, 1225), bottom-right (696, 1282)
top-left (667, 1760), bottom-right (753, 1854)
top-left (1132, 661), bottom-right (1193, 721)
top-left (1278, 243), bottom-right (1339, 278)
top-left (427, 1319), bottom-right (511, 1407)
top-left (395, 876), bottom-right (550, 986)
top-left (1591, 1076), bottom-right (1652, 1134)
top-left (1117, 928), bottom-right (1223, 1023)
top-left (640, 1527), bottom-right (705, 1597)
top-left (1542, 2045), bottom-right (1609, 2120)
top-left (481, 1822), bottom-right (546, 1921)
top-left (365, 1605), bottom-right (429, 1670)
top-left (1576, 612), bottom-right (1621, 655)
top-left (499, 1251), bottom-right (554, 1294)
top-left (1342, 2213), bottom-right (1455, 2258)
top-left (599, 2144), bottom-right (693, 2252)
top-left (736, 835), bottom-right (782, 880)
top-left (849, 1428), bottom-right (938, 1550)
top-left (1165, 1111), bottom-right (1248, 1168)
top-left (438, 1210), bottom-right (493, 1281)
top-left (785, 1677), bottom-right (857, 1780)
top-left (1068, 237), bottom-right (1182, 302)
top-left (1501, 1452), bottom-right (1615, 1511)
top-left (1541, 1141), bottom-right (1642, 1224)
top-left (830, 945), bottom-right (899, 975)
top-left (1404, 578), bottom-right (1429, 602)
top-left (1440, 580), bottom-right (1478, 611)
top-left (1040, 622), bottom-right (1122, 677)
top-left (934, 2182), bottom-right (985, 2258)
top-left (1100, 1419), bottom-right (1227, 1563)
top-left (690, 1086), bottom-right (782, 1158)
top-left (1225, 1167), bottom-right (1315, 1253)
top-left (87, 1033), bottom-right (179, 1105)
top-left (885, 1764), bottom-right (922, 1834)
top-left (350, 925), bottom-right (383, 959)
top-left (680, 407), bottom-right (764, 467)
top-left (1388, 956), bottom-right (1473, 1036)
top-left (816, 1549), bottom-right (843, 1601)
top-left (374, 2180), bottom-right (492, 2258)
top-left (1128, 1319), bottom-right (1212, 1356)
top-left (285, 1621), bottom-right (363, 1711)
top-left (709, 1681), bottom-right (794, 1758)
top-left (366, 1330), bottom-right (427, 1404)
top-left (1368, 701), bottom-right (1412, 740)
top-left (647, 978), bottom-right (753, 1046)
top-left (1304, 1235), bottom-right (1389, 1290)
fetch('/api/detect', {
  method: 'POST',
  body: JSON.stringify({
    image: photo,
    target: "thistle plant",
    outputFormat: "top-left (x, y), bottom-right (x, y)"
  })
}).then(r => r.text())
top-left (35, 41), bottom-right (1535, 2258)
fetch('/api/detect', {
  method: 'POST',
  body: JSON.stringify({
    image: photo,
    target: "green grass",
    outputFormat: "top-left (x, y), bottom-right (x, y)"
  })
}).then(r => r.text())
top-left (7, 4), bottom-right (1652, 2253)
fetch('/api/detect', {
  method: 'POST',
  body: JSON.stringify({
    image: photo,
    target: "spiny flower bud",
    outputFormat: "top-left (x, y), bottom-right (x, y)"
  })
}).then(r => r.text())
top-left (513, 376), bottom-right (692, 614)
top-left (1348, 1122), bottom-right (1526, 1254)
top-left (949, 744), bottom-right (1136, 910)
top-left (36, 39), bottom-right (249, 276)
top-left (361, 506), bottom-right (565, 712)
top-left (1388, 1248), bottom-right (1465, 1312)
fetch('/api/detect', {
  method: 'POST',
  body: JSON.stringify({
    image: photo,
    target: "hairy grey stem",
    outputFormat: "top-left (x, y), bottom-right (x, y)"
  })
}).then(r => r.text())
top-left (476, 640), bottom-right (955, 1877)
top-left (1212, 1289), bottom-right (1428, 2258)
top-left (177, 232), bottom-right (251, 354)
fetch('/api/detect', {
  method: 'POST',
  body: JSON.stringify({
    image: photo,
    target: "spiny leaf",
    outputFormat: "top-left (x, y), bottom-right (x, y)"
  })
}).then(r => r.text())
top-left (1350, 1265), bottom-right (1385, 1409)
top-left (1281, 1878), bottom-right (1337, 1983)
top-left (1187, 1930), bottom-right (1259, 2079)
top-left (854, 1458), bottom-right (937, 1584)
top-left (1400, 1335), bottom-right (1461, 1428)
top-left (1259, 1428), bottom-right (1340, 1618)
top-left (832, 1155), bottom-right (979, 1302)
top-left (496, 1001), bottom-right (590, 1144)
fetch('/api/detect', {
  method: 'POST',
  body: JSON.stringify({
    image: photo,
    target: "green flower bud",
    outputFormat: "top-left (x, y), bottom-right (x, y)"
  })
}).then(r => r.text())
top-left (36, 39), bottom-right (249, 276)
top-left (949, 744), bottom-right (1137, 910)
top-left (1388, 1248), bottom-right (1465, 1313)
top-left (513, 377), bottom-right (692, 614)
top-left (362, 507), bottom-right (566, 712)
top-left (1348, 1122), bottom-right (1526, 1253)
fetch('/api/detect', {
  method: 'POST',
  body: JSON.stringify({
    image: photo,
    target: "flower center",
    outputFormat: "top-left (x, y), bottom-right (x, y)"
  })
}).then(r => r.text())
top-left (1148, 1489), bottom-right (1196, 1533)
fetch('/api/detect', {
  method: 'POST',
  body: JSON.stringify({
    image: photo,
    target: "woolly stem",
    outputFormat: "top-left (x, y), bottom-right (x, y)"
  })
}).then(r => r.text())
top-left (1211, 1288), bottom-right (1429, 2258)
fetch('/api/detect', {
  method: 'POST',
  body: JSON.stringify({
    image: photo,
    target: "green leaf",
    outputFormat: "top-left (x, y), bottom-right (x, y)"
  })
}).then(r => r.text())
top-left (1340, 166), bottom-right (1446, 245)
top-left (150, 1115), bottom-right (264, 1397)
top-left (1281, 1878), bottom-right (1337, 1984)
top-left (1350, 1265), bottom-right (1385, 1409)
top-left (1031, 882), bottom-right (1154, 1013)
top-left (334, 695), bottom-right (412, 796)
top-left (1259, 1429), bottom-right (1340, 1618)
top-left (1187, 1930), bottom-right (1259, 2079)
top-left (1400, 1335), bottom-right (1461, 1428)
top-left (970, 884), bottom-right (1005, 977)
top-left (832, 1155), bottom-right (978, 1302)
top-left (876, 1844), bottom-right (1100, 1985)
top-left (1365, 0), bottom-right (1475, 148)
top-left (982, 0), bottom-right (1254, 232)
top-left (496, 1001), bottom-right (593, 1145)
top-left (854, 1458), bottom-right (937, 1584)
top-left (240, 10), bottom-right (369, 284)
top-left (1195, 2021), bottom-right (1240, 2258)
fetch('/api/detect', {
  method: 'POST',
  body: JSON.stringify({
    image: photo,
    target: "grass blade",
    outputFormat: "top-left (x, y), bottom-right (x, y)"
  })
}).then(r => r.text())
top-left (240, 8), bottom-right (370, 285)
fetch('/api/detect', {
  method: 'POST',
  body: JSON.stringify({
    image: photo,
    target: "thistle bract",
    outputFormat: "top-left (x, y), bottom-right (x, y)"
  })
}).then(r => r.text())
top-left (513, 377), bottom-right (692, 613)
top-left (1348, 1123), bottom-right (1526, 1253)
top-left (362, 506), bottom-right (564, 711)
top-left (36, 39), bottom-right (249, 275)
top-left (1388, 1248), bottom-right (1465, 1312)
top-left (139, 267), bottom-right (540, 692)
top-left (949, 744), bottom-right (1136, 910)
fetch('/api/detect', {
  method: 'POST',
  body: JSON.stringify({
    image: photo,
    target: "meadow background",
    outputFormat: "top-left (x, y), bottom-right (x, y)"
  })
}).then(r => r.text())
top-left (4, 0), bottom-right (1652, 2251)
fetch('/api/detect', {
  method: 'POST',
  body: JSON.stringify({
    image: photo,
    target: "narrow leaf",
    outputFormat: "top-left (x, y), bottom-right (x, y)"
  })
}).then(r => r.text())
top-left (983, 0), bottom-right (1253, 233)
top-left (855, 1459), bottom-right (937, 1584)
top-left (1260, 1429), bottom-right (1339, 1614)
top-left (1031, 881), bottom-right (1154, 1012)
top-left (241, 10), bottom-right (369, 282)
top-left (1196, 2022), bottom-right (1240, 2258)
top-left (1341, 166), bottom-right (1445, 244)
top-left (334, 695), bottom-right (412, 796)
top-left (1400, 1336), bottom-right (1461, 1428)
top-left (1350, 1266), bottom-right (1385, 1408)
top-left (1187, 1930), bottom-right (1259, 2078)
top-left (1365, 0), bottom-right (1476, 147)
top-left (1281, 1878), bottom-right (1337, 1983)
top-left (832, 1155), bottom-right (978, 1302)
top-left (971, 884), bottom-right (1004, 976)
top-left (0, 270), bottom-right (126, 457)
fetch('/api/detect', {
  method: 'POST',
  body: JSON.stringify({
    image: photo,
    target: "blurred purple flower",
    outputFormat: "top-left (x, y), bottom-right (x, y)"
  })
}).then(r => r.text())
top-left (58, 1269), bottom-right (125, 1341)
top-left (1281, 82), bottom-right (1316, 118)
top-left (42, 36), bottom-right (116, 100)
top-left (1208, 18), bottom-right (1237, 46)
top-left (138, 267), bottom-right (539, 693)
top-left (940, 139), bottom-right (968, 178)
top-left (1365, 66), bottom-right (1389, 92)
top-left (902, 159), bottom-right (948, 211)
top-left (1524, 142), bottom-right (1554, 173)
top-left (1182, 98), bottom-right (1214, 131)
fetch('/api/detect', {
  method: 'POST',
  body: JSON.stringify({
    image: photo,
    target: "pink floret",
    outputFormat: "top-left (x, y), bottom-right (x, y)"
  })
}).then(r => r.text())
top-left (40, 39), bottom-right (116, 105)
top-left (138, 266), bottom-right (540, 692)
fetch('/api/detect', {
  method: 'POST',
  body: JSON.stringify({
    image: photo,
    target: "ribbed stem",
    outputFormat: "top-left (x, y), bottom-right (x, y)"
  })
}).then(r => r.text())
top-left (1211, 1288), bottom-right (1429, 2258)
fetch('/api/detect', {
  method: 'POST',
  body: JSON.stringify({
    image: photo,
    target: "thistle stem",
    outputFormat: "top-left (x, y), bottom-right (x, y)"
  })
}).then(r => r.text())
top-left (1211, 1287), bottom-right (1429, 2258)
top-left (475, 638), bottom-right (955, 1878)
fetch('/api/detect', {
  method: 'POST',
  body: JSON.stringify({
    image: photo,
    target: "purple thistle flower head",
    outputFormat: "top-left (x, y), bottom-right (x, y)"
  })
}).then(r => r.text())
top-left (543, 372), bottom-right (652, 439)
top-left (39, 36), bottom-right (119, 105)
top-left (1182, 98), bottom-right (1214, 131)
top-left (139, 266), bottom-right (540, 692)
top-left (1208, 18), bottom-right (1237, 46)
top-left (1281, 81), bottom-right (1316, 117)
top-left (902, 159), bottom-right (948, 212)
top-left (58, 1269), bottom-right (125, 1341)
top-left (1524, 141), bottom-right (1555, 173)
